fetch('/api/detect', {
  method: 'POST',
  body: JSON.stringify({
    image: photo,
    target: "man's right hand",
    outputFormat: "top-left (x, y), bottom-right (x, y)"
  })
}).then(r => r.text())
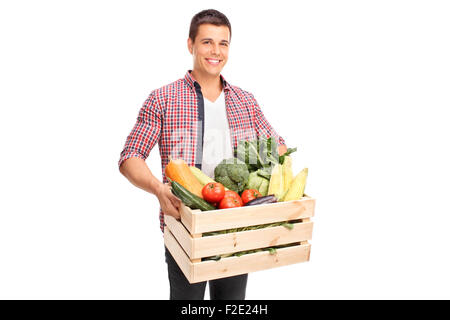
top-left (156, 182), bottom-right (182, 220)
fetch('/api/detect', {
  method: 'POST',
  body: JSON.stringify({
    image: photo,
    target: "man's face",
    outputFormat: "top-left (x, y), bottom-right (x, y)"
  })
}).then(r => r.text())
top-left (188, 24), bottom-right (230, 78)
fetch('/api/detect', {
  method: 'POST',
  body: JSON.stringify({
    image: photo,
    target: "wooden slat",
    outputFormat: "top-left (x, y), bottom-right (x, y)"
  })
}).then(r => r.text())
top-left (190, 233), bottom-right (202, 263)
top-left (165, 226), bottom-right (312, 284)
top-left (165, 195), bottom-right (315, 283)
top-left (192, 221), bottom-right (314, 259)
top-left (164, 227), bottom-right (193, 282)
top-left (186, 198), bottom-right (315, 234)
top-left (179, 205), bottom-right (200, 234)
top-left (164, 215), bottom-right (194, 258)
top-left (191, 243), bottom-right (311, 283)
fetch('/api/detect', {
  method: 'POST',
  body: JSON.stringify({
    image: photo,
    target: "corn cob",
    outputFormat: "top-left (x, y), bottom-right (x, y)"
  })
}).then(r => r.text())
top-left (267, 164), bottom-right (284, 199)
top-left (282, 168), bottom-right (308, 201)
top-left (271, 156), bottom-right (293, 201)
top-left (282, 156), bottom-right (293, 195)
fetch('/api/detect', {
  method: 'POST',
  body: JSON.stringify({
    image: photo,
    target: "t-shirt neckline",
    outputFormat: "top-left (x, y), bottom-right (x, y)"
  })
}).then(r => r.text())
top-left (204, 90), bottom-right (224, 104)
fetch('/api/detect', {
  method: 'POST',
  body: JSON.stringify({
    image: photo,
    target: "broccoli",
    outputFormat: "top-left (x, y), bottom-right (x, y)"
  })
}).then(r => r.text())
top-left (214, 158), bottom-right (250, 193)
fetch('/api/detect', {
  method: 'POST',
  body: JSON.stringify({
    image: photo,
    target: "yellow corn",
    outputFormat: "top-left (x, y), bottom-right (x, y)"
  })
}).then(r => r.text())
top-left (282, 168), bottom-right (308, 201)
top-left (268, 164), bottom-right (284, 199)
top-left (275, 156), bottom-right (293, 201)
top-left (282, 156), bottom-right (293, 195)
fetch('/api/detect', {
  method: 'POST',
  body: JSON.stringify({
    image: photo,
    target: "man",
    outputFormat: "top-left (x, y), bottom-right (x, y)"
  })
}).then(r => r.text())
top-left (118, 9), bottom-right (287, 300)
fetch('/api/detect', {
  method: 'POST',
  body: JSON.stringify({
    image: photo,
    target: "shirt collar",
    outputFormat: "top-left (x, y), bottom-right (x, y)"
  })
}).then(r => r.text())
top-left (184, 70), bottom-right (231, 92)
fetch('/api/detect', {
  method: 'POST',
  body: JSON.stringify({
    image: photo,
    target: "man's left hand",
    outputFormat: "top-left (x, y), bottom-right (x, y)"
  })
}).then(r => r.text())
top-left (278, 144), bottom-right (287, 156)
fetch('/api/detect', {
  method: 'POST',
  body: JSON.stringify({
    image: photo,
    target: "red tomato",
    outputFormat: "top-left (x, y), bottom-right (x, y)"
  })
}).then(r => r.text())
top-left (223, 190), bottom-right (243, 206)
top-left (219, 195), bottom-right (243, 209)
top-left (241, 189), bottom-right (262, 204)
top-left (224, 190), bottom-right (239, 198)
top-left (202, 182), bottom-right (225, 204)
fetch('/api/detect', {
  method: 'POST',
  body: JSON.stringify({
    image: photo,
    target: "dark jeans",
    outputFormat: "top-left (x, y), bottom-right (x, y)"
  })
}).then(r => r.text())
top-left (165, 246), bottom-right (248, 300)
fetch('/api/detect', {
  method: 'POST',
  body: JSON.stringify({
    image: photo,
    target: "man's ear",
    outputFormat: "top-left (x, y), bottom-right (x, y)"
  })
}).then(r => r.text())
top-left (187, 38), bottom-right (193, 54)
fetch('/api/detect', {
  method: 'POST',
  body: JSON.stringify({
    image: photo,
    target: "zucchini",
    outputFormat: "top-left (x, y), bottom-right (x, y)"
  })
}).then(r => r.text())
top-left (168, 178), bottom-right (216, 211)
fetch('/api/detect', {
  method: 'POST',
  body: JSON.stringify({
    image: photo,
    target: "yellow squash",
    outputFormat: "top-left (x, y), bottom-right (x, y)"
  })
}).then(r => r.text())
top-left (165, 157), bottom-right (204, 198)
top-left (189, 166), bottom-right (229, 191)
top-left (189, 166), bottom-right (215, 186)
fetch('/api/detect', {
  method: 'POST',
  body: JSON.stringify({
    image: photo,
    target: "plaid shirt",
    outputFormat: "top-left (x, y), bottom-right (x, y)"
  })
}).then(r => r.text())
top-left (119, 71), bottom-right (286, 232)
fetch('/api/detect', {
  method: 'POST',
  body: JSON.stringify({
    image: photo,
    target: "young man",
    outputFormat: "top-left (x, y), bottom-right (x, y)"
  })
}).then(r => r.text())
top-left (119, 9), bottom-right (287, 300)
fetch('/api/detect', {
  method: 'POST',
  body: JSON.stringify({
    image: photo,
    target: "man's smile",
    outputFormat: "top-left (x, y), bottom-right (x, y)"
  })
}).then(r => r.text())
top-left (205, 58), bottom-right (221, 65)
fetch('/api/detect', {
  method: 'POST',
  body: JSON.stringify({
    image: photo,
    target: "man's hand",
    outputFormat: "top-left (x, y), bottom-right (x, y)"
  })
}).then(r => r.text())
top-left (156, 182), bottom-right (182, 220)
top-left (278, 144), bottom-right (288, 156)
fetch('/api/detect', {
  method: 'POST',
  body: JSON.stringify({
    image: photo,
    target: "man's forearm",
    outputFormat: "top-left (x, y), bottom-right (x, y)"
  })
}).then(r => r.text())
top-left (119, 157), bottom-right (163, 196)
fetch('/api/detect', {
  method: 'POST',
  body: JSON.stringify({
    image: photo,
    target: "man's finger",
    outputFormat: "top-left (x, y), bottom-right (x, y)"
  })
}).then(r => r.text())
top-left (170, 194), bottom-right (182, 204)
top-left (174, 195), bottom-right (182, 204)
top-left (167, 204), bottom-right (180, 219)
top-left (170, 199), bottom-right (180, 210)
top-left (165, 203), bottom-right (177, 215)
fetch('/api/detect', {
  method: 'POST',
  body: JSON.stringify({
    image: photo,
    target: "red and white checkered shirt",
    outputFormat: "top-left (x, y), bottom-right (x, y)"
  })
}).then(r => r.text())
top-left (119, 71), bottom-right (286, 232)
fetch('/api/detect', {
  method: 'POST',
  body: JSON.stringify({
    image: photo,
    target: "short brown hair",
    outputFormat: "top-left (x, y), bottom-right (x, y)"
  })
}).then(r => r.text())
top-left (189, 9), bottom-right (231, 42)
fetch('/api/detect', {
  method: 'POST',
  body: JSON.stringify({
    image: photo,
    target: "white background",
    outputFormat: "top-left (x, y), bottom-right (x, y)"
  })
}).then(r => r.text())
top-left (1, 0), bottom-right (449, 299)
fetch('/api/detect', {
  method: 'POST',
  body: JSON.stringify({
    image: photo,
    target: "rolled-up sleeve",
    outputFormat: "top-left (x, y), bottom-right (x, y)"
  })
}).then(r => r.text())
top-left (118, 92), bottom-right (162, 168)
top-left (251, 94), bottom-right (286, 146)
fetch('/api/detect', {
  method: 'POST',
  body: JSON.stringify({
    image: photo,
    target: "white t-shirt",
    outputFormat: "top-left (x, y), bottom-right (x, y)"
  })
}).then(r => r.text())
top-left (201, 91), bottom-right (234, 178)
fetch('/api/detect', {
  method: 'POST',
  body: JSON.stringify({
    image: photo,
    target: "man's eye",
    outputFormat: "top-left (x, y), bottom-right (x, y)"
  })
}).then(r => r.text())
top-left (221, 43), bottom-right (228, 47)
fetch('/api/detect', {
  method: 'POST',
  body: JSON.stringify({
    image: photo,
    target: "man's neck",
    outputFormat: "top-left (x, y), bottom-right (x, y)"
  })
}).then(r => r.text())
top-left (191, 69), bottom-right (223, 93)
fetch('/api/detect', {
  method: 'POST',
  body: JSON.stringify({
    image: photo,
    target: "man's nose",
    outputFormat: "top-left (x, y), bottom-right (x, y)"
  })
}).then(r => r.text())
top-left (211, 43), bottom-right (220, 56)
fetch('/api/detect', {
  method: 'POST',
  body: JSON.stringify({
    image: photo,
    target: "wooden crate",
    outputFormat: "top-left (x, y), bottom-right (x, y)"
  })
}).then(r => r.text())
top-left (164, 197), bottom-right (315, 283)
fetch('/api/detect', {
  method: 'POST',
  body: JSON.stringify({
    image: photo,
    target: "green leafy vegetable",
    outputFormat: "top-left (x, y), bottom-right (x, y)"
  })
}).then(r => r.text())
top-left (247, 171), bottom-right (270, 196)
top-left (203, 221), bottom-right (295, 237)
top-left (235, 137), bottom-right (297, 187)
top-left (279, 147), bottom-right (298, 165)
top-left (214, 158), bottom-right (250, 193)
top-left (201, 242), bottom-right (299, 261)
